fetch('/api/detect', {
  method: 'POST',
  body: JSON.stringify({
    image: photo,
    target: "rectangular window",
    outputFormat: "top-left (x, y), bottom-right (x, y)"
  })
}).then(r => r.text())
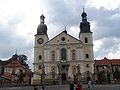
top-left (39, 65), bottom-right (42, 69)
top-left (39, 55), bottom-right (42, 60)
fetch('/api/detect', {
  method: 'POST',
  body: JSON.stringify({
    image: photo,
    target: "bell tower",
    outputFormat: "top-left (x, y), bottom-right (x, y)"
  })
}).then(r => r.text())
top-left (33, 14), bottom-right (49, 84)
top-left (79, 9), bottom-right (94, 79)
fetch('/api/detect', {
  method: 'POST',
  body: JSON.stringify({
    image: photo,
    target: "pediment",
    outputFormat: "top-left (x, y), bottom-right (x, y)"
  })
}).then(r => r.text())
top-left (45, 31), bottom-right (82, 45)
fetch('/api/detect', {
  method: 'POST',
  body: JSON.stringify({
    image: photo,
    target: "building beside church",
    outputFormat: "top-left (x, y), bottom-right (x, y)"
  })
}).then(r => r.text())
top-left (94, 57), bottom-right (120, 83)
top-left (0, 53), bottom-right (32, 85)
top-left (33, 10), bottom-right (94, 84)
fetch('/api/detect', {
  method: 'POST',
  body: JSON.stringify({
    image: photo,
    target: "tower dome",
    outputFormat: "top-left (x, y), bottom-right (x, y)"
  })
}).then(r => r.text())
top-left (79, 8), bottom-right (91, 33)
top-left (37, 14), bottom-right (47, 35)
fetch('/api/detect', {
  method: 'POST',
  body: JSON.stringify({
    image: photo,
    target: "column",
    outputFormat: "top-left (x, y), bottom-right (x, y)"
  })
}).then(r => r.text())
top-left (57, 48), bottom-right (59, 61)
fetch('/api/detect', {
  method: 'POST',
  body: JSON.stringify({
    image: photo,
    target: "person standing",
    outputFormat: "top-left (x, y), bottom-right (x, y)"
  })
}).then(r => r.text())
top-left (41, 86), bottom-right (45, 90)
top-left (88, 80), bottom-right (95, 90)
top-left (34, 85), bottom-right (37, 90)
top-left (76, 81), bottom-right (82, 90)
top-left (69, 81), bottom-right (75, 90)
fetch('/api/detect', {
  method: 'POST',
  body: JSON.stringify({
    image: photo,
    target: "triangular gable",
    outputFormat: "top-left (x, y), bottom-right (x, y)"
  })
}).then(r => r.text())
top-left (5, 59), bottom-right (23, 68)
top-left (45, 31), bottom-right (82, 45)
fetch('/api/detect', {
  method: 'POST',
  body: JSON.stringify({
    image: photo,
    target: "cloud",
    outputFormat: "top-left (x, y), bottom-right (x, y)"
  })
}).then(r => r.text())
top-left (84, 7), bottom-right (120, 59)
top-left (0, 0), bottom-right (120, 70)
top-left (94, 37), bottom-right (120, 58)
top-left (87, 7), bottom-right (120, 40)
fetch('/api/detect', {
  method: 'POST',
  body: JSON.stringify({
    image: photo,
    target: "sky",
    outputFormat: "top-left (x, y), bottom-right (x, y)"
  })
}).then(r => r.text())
top-left (0, 0), bottom-right (120, 70)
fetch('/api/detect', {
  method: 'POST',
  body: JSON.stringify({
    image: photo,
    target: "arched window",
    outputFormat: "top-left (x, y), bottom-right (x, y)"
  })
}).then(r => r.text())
top-left (71, 50), bottom-right (76, 60)
top-left (61, 48), bottom-right (67, 60)
top-left (85, 37), bottom-right (88, 43)
top-left (39, 65), bottom-right (41, 69)
top-left (86, 54), bottom-right (89, 58)
top-left (39, 55), bottom-right (42, 60)
top-left (86, 64), bottom-right (90, 67)
top-left (51, 51), bottom-right (55, 61)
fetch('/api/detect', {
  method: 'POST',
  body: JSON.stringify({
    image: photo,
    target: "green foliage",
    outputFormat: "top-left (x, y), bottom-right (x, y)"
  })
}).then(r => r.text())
top-left (98, 70), bottom-right (106, 82)
top-left (113, 67), bottom-right (120, 80)
top-left (19, 55), bottom-right (28, 61)
top-left (17, 69), bottom-right (25, 83)
top-left (18, 54), bottom-right (29, 67)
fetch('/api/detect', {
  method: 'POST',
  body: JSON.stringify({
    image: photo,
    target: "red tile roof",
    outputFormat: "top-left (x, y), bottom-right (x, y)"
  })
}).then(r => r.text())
top-left (111, 60), bottom-right (120, 65)
top-left (95, 57), bottom-right (120, 65)
top-left (5, 60), bottom-right (23, 68)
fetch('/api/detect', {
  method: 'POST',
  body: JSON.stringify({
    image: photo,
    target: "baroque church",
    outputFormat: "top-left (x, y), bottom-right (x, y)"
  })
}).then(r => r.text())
top-left (33, 10), bottom-right (94, 84)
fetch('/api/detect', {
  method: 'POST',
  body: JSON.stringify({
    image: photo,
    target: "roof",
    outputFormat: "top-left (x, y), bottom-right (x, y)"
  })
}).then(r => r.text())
top-left (45, 30), bottom-right (82, 45)
top-left (5, 59), bottom-right (23, 68)
top-left (95, 57), bottom-right (120, 65)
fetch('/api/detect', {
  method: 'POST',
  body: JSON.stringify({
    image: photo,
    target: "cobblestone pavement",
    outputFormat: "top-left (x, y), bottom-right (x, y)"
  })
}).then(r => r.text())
top-left (82, 84), bottom-right (120, 90)
top-left (0, 84), bottom-right (120, 90)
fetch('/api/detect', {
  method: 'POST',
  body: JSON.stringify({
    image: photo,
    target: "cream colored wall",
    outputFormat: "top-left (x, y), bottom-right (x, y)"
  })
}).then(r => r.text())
top-left (34, 34), bottom-right (49, 81)
top-left (44, 42), bottom-right (86, 78)
top-left (34, 31), bottom-right (94, 83)
top-left (80, 33), bottom-right (93, 44)
top-left (4, 67), bottom-right (25, 74)
top-left (80, 32), bottom-right (94, 74)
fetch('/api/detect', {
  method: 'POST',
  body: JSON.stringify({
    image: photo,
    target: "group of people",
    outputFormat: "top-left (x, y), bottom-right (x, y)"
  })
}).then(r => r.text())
top-left (69, 81), bottom-right (82, 90)
top-left (69, 80), bottom-right (95, 90)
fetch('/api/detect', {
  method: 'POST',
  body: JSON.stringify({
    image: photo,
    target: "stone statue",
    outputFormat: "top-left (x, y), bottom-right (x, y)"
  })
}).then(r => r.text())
top-left (77, 64), bottom-right (81, 74)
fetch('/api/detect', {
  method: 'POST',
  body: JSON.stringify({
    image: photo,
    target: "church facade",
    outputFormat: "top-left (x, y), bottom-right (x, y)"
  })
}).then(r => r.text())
top-left (33, 10), bottom-right (94, 84)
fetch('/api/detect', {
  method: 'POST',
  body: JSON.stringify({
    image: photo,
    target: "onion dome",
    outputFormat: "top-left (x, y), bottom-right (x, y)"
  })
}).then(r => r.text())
top-left (37, 14), bottom-right (47, 35)
top-left (79, 8), bottom-right (91, 33)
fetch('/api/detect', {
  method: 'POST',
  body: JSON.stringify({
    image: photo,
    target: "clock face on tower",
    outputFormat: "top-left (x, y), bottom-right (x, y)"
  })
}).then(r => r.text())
top-left (37, 38), bottom-right (44, 44)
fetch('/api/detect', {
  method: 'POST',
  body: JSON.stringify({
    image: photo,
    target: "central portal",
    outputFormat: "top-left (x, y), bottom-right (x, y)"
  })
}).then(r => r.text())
top-left (61, 73), bottom-right (67, 81)
top-left (58, 61), bottom-right (69, 84)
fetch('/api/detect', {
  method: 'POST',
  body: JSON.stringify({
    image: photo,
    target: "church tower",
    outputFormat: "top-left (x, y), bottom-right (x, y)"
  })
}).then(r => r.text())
top-left (33, 10), bottom-right (94, 84)
top-left (33, 14), bottom-right (49, 84)
top-left (79, 9), bottom-right (94, 81)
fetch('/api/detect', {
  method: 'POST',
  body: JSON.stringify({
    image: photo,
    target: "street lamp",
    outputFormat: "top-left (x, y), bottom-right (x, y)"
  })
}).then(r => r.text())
top-left (41, 63), bottom-right (45, 85)
top-left (12, 67), bottom-right (15, 85)
top-left (104, 66), bottom-right (110, 83)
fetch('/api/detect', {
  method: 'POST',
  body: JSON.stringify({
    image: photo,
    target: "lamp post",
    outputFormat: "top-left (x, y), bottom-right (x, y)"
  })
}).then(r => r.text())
top-left (104, 66), bottom-right (111, 83)
top-left (41, 74), bottom-right (43, 85)
top-left (41, 63), bottom-right (45, 85)
top-left (12, 67), bottom-right (15, 85)
top-left (108, 63), bottom-right (114, 83)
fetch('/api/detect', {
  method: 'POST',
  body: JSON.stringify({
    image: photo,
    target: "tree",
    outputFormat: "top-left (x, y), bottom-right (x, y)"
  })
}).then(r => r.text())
top-left (19, 54), bottom-right (28, 61)
top-left (98, 70), bottom-right (106, 83)
top-left (18, 55), bottom-right (29, 67)
top-left (113, 67), bottom-right (120, 80)
top-left (17, 69), bottom-right (25, 84)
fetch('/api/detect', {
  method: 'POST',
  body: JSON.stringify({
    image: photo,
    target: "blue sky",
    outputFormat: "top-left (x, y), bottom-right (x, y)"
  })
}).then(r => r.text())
top-left (0, 0), bottom-right (120, 70)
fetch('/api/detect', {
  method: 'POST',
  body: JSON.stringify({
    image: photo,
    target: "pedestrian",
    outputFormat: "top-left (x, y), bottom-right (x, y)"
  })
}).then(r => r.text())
top-left (76, 81), bottom-right (82, 90)
top-left (88, 80), bottom-right (95, 90)
top-left (34, 85), bottom-right (37, 90)
top-left (41, 86), bottom-right (44, 90)
top-left (69, 81), bottom-right (75, 90)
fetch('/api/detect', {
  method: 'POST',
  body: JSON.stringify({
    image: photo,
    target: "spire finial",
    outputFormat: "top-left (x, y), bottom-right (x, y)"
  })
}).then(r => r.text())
top-left (15, 49), bottom-right (17, 55)
top-left (65, 26), bottom-right (66, 31)
top-left (83, 8), bottom-right (85, 13)
top-left (42, 11), bottom-right (43, 15)
top-left (40, 11), bottom-right (45, 24)
top-left (81, 8), bottom-right (87, 22)
top-left (64, 26), bottom-right (67, 33)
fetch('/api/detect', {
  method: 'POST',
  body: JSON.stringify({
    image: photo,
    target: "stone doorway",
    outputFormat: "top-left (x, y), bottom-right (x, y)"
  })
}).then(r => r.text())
top-left (61, 73), bottom-right (67, 81)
